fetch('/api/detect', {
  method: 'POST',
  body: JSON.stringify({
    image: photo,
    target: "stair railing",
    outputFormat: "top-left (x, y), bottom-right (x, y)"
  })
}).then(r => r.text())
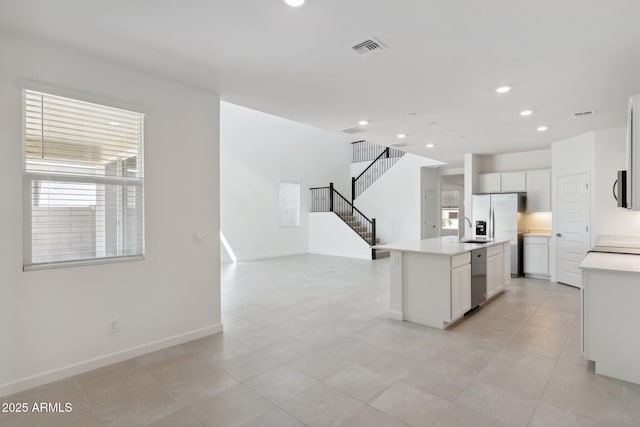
top-left (352, 140), bottom-right (404, 163)
top-left (310, 182), bottom-right (376, 246)
top-left (351, 146), bottom-right (405, 202)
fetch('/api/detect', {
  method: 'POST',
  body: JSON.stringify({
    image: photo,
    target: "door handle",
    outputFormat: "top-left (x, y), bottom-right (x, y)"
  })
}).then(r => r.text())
top-left (556, 233), bottom-right (562, 237)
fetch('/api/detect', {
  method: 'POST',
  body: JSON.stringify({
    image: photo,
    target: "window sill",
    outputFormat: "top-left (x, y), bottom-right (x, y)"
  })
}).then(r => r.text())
top-left (23, 255), bottom-right (145, 272)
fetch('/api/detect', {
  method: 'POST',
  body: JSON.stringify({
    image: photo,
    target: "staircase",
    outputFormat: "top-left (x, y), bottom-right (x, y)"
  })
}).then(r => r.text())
top-left (334, 211), bottom-right (380, 245)
top-left (310, 183), bottom-right (389, 259)
top-left (308, 141), bottom-right (405, 260)
top-left (351, 141), bottom-right (405, 202)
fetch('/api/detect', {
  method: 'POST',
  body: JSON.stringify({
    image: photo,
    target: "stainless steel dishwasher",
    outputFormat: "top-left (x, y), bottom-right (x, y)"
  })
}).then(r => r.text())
top-left (470, 248), bottom-right (487, 310)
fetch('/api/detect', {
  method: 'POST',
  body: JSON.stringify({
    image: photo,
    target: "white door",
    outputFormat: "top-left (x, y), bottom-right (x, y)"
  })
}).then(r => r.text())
top-left (556, 173), bottom-right (590, 287)
top-left (422, 190), bottom-right (439, 238)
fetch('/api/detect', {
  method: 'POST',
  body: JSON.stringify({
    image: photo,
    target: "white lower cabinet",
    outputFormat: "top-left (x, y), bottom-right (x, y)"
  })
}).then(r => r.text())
top-left (524, 235), bottom-right (550, 278)
top-left (503, 242), bottom-right (512, 286)
top-left (451, 263), bottom-right (471, 321)
top-left (487, 244), bottom-right (505, 298)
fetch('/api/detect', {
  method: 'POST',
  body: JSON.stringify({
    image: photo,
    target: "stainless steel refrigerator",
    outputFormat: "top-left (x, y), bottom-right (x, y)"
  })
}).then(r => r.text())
top-left (472, 193), bottom-right (526, 277)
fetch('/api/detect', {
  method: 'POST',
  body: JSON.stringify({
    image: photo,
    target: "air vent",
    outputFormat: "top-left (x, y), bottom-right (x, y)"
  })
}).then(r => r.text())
top-left (351, 37), bottom-right (386, 56)
top-left (388, 142), bottom-right (408, 148)
top-left (573, 110), bottom-right (596, 118)
top-left (340, 127), bottom-right (365, 135)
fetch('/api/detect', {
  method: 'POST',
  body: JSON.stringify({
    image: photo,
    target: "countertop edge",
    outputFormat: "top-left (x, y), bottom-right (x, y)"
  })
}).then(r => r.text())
top-left (579, 252), bottom-right (640, 274)
top-left (374, 238), bottom-right (509, 256)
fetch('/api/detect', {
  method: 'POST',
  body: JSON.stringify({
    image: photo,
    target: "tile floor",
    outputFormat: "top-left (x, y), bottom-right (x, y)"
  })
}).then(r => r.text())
top-left (2, 254), bottom-right (640, 426)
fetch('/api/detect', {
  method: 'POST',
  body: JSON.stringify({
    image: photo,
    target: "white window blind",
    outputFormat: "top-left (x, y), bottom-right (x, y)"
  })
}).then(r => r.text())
top-left (23, 90), bottom-right (145, 269)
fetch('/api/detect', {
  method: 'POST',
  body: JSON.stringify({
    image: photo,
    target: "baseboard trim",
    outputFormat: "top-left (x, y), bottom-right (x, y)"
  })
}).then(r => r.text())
top-left (388, 310), bottom-right (404, 321)
top-left (525, 273), bottom-right (551, 281)
top-left (0, 323), bottom-right (223, 398)
top-left (238, 251), bottom-right (307, 262)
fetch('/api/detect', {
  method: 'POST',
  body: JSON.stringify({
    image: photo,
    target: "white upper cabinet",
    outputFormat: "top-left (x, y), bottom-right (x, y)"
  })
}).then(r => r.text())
top-left (475, 169), bottom-right (551, 212)
top-left (477, 173), bottom-right (501, 193)
top-left (501, 171), bottom-right (527, 192)
top-left (525, 169), bottom-right (551, 212)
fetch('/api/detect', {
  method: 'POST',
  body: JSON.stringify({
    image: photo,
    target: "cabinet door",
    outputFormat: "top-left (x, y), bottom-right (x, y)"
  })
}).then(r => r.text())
top-left (525, 169), bottom-right (551, 212)
top-left (451, 268), bottom-right (462, 320)
top-left (504, 245), bottom-right (512, 286)
top-left (501, 171), bottom-right (527, 192)
top-left (487, 255), bottom-right (497, 298)
top-left (460, 264), bottom-right (472, 313)
top-left (478, 173), bottom-right (501, 193)
top-left (524, 242), bottom-right (549, 274)
top-left (451, 263), bottom-right (472, 321)
top-left (494, 252), bottom-right (504, 292)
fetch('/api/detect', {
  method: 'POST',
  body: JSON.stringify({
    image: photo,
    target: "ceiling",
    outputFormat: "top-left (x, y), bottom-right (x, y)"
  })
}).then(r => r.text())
top-left (2, 0), bottom-right (640, 166)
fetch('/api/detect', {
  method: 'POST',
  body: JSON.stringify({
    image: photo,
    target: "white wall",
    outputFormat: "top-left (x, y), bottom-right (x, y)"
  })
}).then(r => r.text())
top-left (463, 154), bottom-right (479, 237)
top-left (308, 213), bottom-right (372, 259)
top-left (355, 154), bottom-right (442, 244)
top-left (476, 149), bottom-right (551, 173)
top-left (592, 127), bottom-right (640, 240)
top-left (0, 34), bottom-right (221, 396)
top-left (220, 102), bottom-right (350, 261)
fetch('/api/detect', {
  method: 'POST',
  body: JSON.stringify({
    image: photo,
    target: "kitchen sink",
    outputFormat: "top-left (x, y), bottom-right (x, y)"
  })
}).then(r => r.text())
top-left (459, 238), bottom-right (494, 244)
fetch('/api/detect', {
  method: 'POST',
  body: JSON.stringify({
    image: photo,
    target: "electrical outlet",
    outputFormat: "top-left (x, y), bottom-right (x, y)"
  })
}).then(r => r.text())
top-left (108, 319), bottom-right (120, 334)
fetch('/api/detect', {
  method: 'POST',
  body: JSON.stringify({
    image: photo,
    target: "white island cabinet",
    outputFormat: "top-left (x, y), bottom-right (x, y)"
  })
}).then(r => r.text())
top-left (580, 252), bottom-right (640, 385)
top-left (378, 236), bottom-right (509, 329)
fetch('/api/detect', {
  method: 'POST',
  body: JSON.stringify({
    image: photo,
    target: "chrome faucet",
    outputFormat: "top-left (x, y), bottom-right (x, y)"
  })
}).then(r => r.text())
top-left (459, 216), bottom-right (472, 240)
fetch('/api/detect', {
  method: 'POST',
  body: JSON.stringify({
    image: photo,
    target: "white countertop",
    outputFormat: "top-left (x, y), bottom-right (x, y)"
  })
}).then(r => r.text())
top-left (579, 252), bottom-right (640, 274)
top-left (375, 236), bottom-right (508, 256)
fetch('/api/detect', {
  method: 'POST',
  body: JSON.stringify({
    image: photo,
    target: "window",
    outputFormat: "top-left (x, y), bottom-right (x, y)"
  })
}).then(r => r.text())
top-left (23, 90), bottom-right (144, 269)
top-left (279, 182), bottom-right (300, 227)
top-left (441, 190), bottom-right (460, 230)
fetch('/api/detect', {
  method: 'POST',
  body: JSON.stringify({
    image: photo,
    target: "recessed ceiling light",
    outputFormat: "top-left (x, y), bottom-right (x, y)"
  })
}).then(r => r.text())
top-left (397, 133), bottom-right (407, 139)
top-left (109, 121), bottom-right (120, 126)
top-left (537, 126), bottom-right (549, 132)
top-left (426, 143), bottom-right (435, 148)
top-left (520, 110), bottom-right (533, 117)
top-left (496, 86), bottom-right (512, 94)
top-left (285, 0), bottom-right (304, 6)
top-left (358, 120), bottom-right (369, 126)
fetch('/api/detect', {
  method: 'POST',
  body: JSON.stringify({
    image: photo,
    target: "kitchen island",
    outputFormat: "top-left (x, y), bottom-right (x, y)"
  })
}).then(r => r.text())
top-left (580, 251), bottom-right (640, 385)
top-left (376, 236), bottom-right (511, 329)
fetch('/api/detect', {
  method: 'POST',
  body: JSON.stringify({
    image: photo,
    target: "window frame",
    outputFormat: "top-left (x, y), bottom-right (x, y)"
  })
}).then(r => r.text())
top-left (21, 88), bottom-right (146, 271)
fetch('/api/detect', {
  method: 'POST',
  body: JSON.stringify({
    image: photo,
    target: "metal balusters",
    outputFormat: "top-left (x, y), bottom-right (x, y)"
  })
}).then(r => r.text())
top-left (310, 187), bottom-right (330, 212)
top-left (309, 185), bottom-right (377, 246)
top-left (352, 147), bottom-right (405, 201)
top-left (351, 140), bottom-right (405, 163)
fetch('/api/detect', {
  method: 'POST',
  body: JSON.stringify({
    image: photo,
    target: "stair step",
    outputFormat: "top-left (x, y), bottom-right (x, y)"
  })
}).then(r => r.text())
top-left (374, 249), bottom-right (390, 259)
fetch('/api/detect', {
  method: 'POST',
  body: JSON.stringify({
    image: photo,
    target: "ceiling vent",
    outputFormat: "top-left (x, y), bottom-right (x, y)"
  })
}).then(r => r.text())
top-left (388, 142), bottom-right (408, 148)
top-left (573, 110), bottom-right (596, 118)
top-left (340, 127), bottom-right (365, 135)
top-left (351, 37), bottom-right (386, 56)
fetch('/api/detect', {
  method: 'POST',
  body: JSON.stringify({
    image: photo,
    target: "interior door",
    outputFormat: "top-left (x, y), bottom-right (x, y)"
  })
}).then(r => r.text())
top-left (422, 190), bottom-right (439, 238)
top-left (556, 173), bottom-right (590, 287)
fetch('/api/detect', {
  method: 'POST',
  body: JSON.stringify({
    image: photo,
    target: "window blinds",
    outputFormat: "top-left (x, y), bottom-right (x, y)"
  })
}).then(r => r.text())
top-left (23, 90), bottom-right (145, 269)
